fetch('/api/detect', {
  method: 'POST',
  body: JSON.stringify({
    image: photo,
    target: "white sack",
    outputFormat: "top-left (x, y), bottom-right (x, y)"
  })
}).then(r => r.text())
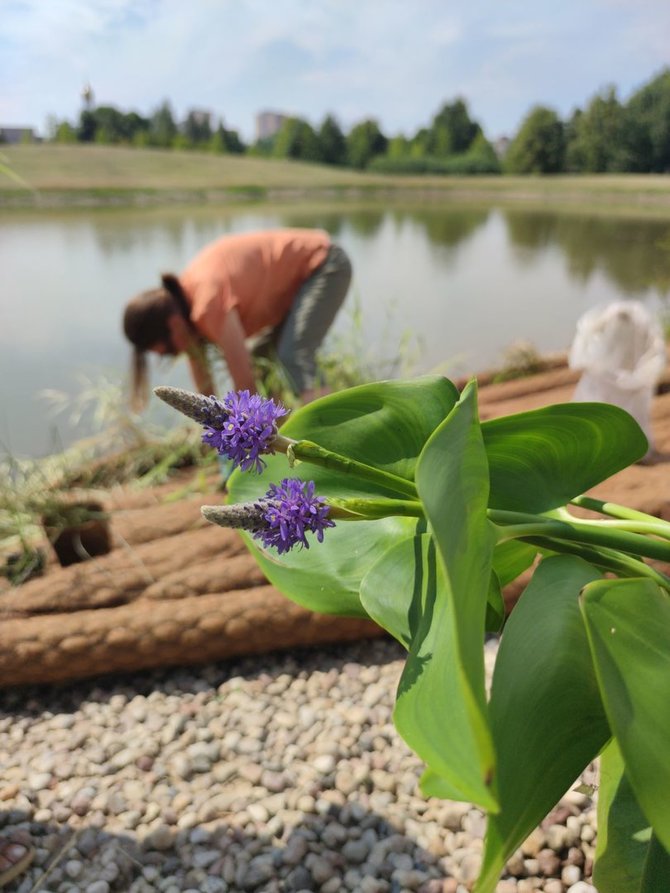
top-left (569, 300), bottom-right (667, 449)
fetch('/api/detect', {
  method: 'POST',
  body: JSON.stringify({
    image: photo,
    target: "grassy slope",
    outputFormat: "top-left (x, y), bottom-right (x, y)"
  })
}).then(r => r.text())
top-left (2, 144), bottom-right (670, 209)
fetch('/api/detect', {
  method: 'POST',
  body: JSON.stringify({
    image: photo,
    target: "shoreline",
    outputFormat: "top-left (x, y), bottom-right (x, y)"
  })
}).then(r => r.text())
top-left (3, 145), bottom-right (670, 214)
top-left (5, 184), bottom-right (670, 216)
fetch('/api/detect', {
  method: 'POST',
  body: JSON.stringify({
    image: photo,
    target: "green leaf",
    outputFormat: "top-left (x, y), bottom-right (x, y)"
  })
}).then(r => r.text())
top-left (482, 402), bottom-right (647, 513)
top-left (485, 573), bottom-right (505, 633)
top-left (580, 577), bottom-right (670, 852)
top-left (359, 533), bottom-right (428, 648)
top-left (595, 738), bottom-right (653, 893)
top-left (228, 376), bottom-right (458, 616)
top-left (283, 375), bottom-right (460, 483)
top-left (360, 534), bottom-right (505, 644)
top-left (491, 539), bottom-right (537, 588)
top-left (642, 834), bottom-right (670, 892)
top-left (393, 381), bottom-right (497, 811)
top-left (476, 556), bottom-right (611, 893)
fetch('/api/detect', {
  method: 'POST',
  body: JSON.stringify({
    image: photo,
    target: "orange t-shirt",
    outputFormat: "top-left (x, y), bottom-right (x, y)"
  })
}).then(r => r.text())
top-left (179, 229), bottom-right (331, 341)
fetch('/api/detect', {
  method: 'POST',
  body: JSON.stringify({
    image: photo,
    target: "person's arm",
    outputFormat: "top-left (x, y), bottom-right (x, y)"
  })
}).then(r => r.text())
top-left (168, 313), bottom-right (218, 395)
top-left (187, 348), bottom-right (216, 396)
top-left (208, 306), bottom-right (257, 393)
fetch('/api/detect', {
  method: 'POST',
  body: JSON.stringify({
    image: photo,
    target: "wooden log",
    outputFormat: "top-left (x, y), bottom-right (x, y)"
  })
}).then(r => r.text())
top-left (0, 586), bottom-right (384, 687)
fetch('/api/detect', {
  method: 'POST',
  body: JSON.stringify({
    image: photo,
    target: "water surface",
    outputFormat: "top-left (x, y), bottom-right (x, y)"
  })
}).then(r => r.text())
top-left (2, 201), bottom-right (669, 457)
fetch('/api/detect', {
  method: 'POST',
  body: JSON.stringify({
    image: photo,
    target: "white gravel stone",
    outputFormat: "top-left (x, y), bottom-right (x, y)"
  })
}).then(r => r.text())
top-left (562, 864), bottom-right (583, 886)
top-left (64, 859), bottom-right (83, 879)
top-left (86, 882), bottom-right (111, 893)
top-left (0, 638), bottom-right (599, 892)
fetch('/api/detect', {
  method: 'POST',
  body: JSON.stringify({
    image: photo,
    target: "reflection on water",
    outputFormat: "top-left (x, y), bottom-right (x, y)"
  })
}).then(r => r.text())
top-left (504, 209), bottom-right (670, 294)
top-left (2, 202), bottom-right (669, 457)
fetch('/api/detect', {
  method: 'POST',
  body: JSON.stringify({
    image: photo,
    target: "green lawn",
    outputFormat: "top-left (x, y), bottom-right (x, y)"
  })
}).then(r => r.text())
top-left (3, 143), bottom-right (670, 211)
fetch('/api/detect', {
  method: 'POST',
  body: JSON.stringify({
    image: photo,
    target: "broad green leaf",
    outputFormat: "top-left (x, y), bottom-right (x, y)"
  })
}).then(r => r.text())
top-left (280, 375), bottom-right (460, 482)
top-left (491, 539), bottom-right (537, 588)
top-left (580, 577), bottom-right (670, 852)
top-left (482, 402), bottom-right (647, 513)
top-left (359, 533), bottom-right (428, 648)
top-left (476, 556), bottom-right (610, 893)
top-left (394, 381), bottom-right (497, 811)
top-left (642, 835), bottom-right (670, 892)
top-left (488, 541), bottom-right (538, 632)
top-left (229, 377), bottom-right (458, 615)
top-left (485, 573), bottom-right (505, 633)
top-left (240, 508), bottom-right (415, 617)
top-left (360, 534), bottom-right (505, 645)
top-left (594, 738), bottom-right (653, 893)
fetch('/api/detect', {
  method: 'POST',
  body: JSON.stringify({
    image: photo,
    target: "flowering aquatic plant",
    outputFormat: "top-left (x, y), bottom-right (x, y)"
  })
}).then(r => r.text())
top-left (157, 379), bottom-right (670, 892)
top-left (201, 477), bottom-right (335, 554)
top-left (256, 478), bottom-right (335, 553)
top-left (155, 387), bottom-right (288, 473)
top-left (203, 389), bottom-right (288, 473)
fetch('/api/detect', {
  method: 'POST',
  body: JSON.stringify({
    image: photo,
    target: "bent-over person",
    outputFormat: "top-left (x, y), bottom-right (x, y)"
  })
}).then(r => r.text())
top-left (123, 228), bottom-right (352, 409)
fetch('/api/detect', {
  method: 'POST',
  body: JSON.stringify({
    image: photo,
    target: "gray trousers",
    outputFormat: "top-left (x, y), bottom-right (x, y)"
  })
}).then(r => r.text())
top-left (251, 243), bottom-right (352, 394)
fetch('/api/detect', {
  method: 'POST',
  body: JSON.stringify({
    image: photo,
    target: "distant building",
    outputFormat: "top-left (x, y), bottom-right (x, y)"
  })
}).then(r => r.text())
top-left (494, 136), bottom-right (510, 159)
top-left (0, 126), bottom-right (36, 144)
top-left (256, 110), bottom-right (287, 141)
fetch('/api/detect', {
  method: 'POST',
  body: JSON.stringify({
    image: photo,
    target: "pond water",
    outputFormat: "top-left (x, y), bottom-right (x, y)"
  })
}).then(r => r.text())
top-left (2, 200), bottom-right (670, 458)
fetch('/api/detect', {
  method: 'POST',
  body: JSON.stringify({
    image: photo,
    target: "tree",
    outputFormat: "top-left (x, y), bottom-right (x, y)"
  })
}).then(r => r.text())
top-left (565, 87), bottom-right (629, 172)
top-left (409, 128), bottom-right (430, 160)
top-left (505, 106), bottom-right (565, 174)
top-left (124, 111), bottom-right (149, 143)
top-left (78, 105), bottom-right (148, 145)
top-left (346, 119), bottom-right (388, 169)
top-left (182, 110), bottom-right (213, 147)
top-left (386, 134), bottom-right (412, 160)
top-left (317, 115), bottom-right (347, 166)
top-left (248, 136), bottom-right (275, 158)
top-left (458, 132), bottom-right (501, 173)
top-left (426, 98), bottom-right (481, 156)
top-left (624, 68), bottom-right (670, 172)
top-left (273, 117), bottom-right (323, 162)
top-left (209, 122), bottom-right (246, 154)
top-left (52, 121), bottom-right (77, 144)
top-left (77, 109), bottom-right (98, 143)
top-left (149, 101), bottom-right (178, 148)
top-left (222, 126), bottom-right (245, 155)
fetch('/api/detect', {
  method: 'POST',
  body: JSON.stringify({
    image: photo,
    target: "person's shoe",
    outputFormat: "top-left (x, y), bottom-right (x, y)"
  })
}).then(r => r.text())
top-left (0, 838), bottom-right (34, 888)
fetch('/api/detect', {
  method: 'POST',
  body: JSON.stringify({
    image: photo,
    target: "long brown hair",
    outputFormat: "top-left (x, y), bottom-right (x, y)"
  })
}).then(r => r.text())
top-left (122, 274), bottom-right (192, 411)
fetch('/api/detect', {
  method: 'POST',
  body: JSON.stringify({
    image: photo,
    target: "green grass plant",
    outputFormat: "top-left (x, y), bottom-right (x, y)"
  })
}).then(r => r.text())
top-left (4, 145), bottom-right (670, 213)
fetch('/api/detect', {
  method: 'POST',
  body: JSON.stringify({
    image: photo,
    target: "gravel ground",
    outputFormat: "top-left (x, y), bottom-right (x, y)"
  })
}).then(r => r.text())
top-left (0, 636), bottom-right (598, 893)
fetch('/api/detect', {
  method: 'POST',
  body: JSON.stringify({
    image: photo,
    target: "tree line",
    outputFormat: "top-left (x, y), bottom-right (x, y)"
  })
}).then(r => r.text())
top-left (37, 67), bottom-right (670, 175)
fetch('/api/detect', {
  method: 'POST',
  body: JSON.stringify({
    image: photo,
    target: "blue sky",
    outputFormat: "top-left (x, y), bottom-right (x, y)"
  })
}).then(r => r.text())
top-left (2, 0), bottom-right (669, 142)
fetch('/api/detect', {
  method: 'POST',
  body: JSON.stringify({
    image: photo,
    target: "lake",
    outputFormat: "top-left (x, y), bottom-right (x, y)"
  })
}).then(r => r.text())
top-left (2, 200), bottom-right (670, 458)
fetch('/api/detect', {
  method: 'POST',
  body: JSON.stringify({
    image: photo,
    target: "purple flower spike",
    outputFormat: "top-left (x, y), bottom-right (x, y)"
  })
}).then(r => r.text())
top-left (254, 478), bottom-right (335, 554)
top-left (202, 390), bottom-right (288, 473)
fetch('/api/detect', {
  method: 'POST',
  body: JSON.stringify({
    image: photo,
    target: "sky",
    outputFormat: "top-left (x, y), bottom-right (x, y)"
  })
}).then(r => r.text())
top-left (2, 0), bottom-right (670, 143)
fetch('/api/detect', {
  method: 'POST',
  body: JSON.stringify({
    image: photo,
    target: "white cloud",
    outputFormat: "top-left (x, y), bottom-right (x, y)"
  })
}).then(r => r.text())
top-left (1, 0), bottom-right (669, 139)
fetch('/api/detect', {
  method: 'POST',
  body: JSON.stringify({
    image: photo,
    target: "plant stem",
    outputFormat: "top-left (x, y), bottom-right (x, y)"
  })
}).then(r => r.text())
top-left (571, 495), bottom-right (670, 529)
top-left (328, 497), bottom-right (424, 520)
top-left (518, 536), bottom-right (670, 592)
top-left (489, 509), bottom-right (670, 563)
top-left (274, 435), bottom-right (419, 499)
top-left (552, 505), bottom-right (670, 541)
